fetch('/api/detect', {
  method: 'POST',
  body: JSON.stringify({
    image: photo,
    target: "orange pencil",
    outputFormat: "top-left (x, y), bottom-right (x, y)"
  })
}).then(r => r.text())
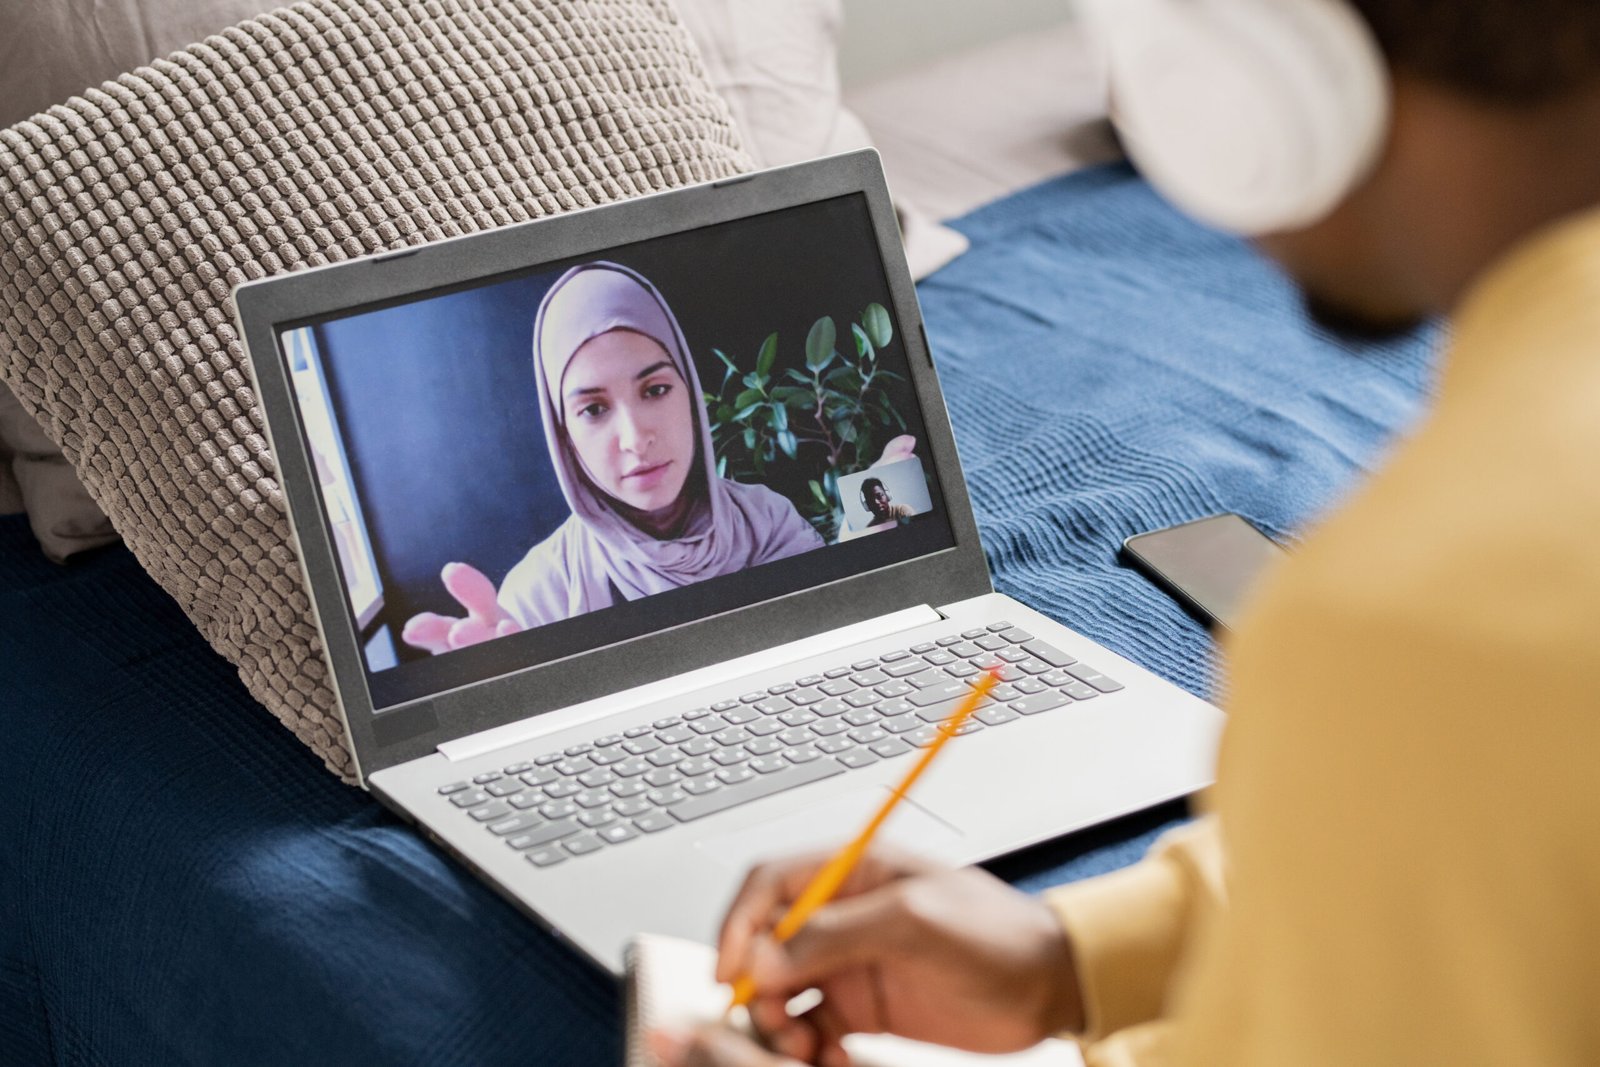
top-left (726, 667), bottom-right (1002, 1012)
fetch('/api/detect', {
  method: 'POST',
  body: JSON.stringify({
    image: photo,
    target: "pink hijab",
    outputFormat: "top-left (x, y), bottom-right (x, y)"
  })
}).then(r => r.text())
top-left (519, 262), bottom-right (822, 617)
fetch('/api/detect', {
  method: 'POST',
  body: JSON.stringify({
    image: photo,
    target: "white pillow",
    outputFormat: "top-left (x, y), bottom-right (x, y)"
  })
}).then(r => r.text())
top-left (0, 438), bottom-right (22, 514)
top-left (671, 0), bottom-right (851, 168)
top-left (672, 0), bottom-right (970, 279)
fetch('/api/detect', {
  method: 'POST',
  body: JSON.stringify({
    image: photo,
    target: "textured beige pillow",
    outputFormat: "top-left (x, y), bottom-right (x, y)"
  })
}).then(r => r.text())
top-left (0, 0), bottom-right (276, 556)
top-left (0, 0), bottom-right (751, 780)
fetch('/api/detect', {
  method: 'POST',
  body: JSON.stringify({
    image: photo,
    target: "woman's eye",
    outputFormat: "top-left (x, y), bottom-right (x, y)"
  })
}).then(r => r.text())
top-left (643, 382), bottom-right (672, 399)
top-left (575, 402), bottom-right (607, 421)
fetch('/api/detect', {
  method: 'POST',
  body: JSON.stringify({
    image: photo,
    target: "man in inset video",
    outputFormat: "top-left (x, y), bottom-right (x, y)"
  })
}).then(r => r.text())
top-left (859, 478), bottom-right (913, 531)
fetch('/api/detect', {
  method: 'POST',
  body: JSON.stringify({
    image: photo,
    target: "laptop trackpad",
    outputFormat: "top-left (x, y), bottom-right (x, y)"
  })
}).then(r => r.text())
top-left (696, 788), bottom-right (967, 873)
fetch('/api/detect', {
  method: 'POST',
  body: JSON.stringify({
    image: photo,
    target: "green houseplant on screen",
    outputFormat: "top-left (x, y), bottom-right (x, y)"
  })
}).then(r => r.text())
top-left (705, 303), bottom-right (906, 543)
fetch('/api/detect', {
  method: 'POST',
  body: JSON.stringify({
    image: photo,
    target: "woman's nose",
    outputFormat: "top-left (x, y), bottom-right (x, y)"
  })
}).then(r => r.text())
top-left (616, 406), bottom-right (651, 453)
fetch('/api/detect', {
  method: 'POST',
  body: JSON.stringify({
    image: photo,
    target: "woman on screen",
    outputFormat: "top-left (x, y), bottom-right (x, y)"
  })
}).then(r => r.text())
top-left (401, 262), bottom-right (823, 654)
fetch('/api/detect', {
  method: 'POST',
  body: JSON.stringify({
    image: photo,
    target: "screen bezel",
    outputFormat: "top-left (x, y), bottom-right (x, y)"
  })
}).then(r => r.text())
top-left (234, 150), bottom-right (992, 781)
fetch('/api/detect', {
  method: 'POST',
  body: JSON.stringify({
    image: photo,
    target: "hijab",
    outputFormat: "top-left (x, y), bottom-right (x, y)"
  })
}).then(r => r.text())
top-left (529, 262), bottom-right (822, 609)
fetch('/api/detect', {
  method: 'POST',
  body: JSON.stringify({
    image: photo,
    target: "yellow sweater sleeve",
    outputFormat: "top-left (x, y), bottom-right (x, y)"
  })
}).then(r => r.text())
top-left (1043, 820), bottom-right (1223, 1047)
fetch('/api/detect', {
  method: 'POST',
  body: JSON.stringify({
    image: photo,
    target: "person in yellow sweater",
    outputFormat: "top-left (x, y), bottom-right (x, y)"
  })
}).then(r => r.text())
top-left (654, 1), bottom-right (1600, 1064)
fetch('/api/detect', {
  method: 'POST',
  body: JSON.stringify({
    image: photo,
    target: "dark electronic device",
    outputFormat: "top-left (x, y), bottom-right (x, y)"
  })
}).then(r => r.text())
top-left (1122, 514), bottom-right (1288, 631)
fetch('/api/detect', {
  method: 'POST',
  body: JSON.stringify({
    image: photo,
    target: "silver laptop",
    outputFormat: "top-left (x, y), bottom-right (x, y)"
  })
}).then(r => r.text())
top-left (234, 150), bottom-right (1222, 974)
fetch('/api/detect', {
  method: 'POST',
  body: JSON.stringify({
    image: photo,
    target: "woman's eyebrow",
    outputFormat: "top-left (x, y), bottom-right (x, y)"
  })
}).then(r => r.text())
top-left (565, 360), bottom-right (674, 400)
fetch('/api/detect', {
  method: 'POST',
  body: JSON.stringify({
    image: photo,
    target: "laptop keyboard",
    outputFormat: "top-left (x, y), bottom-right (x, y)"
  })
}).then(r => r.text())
top-left (435, 622), bottom-right (1125, 869)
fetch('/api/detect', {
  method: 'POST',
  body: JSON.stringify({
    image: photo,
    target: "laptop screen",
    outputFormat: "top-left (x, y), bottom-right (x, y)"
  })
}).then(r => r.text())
top-left (275, 193), bottom-right (957, 712)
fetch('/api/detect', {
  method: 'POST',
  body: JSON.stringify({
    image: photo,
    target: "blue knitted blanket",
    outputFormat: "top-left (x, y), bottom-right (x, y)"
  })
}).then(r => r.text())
top-left (924, 164), bottom-right (1435, 702)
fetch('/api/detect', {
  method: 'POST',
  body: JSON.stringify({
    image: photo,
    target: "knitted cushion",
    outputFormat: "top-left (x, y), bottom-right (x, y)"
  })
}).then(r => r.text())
top-left (0, 0), bottom-right (752, 780)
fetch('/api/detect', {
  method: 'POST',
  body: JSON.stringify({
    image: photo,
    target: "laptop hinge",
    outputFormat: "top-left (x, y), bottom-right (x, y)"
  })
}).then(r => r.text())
top-left (437, 604), bottom-right (943, 763)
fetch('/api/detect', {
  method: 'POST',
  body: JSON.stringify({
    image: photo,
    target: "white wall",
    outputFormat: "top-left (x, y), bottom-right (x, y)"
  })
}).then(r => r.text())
top-left (839, 0), bottom-right (1073, 86)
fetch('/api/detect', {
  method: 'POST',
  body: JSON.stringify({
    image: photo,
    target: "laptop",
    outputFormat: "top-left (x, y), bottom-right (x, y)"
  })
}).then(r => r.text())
top-left (234, 149), bottom-right (1223, 974)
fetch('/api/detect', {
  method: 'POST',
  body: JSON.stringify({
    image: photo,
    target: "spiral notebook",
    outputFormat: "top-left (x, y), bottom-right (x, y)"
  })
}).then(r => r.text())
top-left (625, 935), bottom-right (1085, 1067)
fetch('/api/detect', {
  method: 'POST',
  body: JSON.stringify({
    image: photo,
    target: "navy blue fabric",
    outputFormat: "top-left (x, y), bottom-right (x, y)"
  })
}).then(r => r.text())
top-left (0, 165), bottom-right (1435, 1065)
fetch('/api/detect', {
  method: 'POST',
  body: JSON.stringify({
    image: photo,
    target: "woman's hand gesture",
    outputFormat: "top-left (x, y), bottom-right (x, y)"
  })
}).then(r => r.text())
top-left (400, 562), bottom-right (522, 654)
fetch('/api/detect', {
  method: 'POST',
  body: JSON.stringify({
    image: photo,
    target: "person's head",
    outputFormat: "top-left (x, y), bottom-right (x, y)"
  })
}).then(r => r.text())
top-left (860, 477), bottom-right (893, 522)
top-left (1091, 0), bottom-right (1600, 335)
top-left (535, 264), bottom-right (711, 537)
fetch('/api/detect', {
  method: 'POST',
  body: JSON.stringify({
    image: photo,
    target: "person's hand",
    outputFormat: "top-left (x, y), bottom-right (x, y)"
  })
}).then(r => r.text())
top-left (871, 435), bottom-right (916, 468)
top-left (400, 562), bottom-right (522, 655)
top-left (649, 1026), bottom-right (799, 1067)
top-left (716, 850), bottom-right (1083, 1066)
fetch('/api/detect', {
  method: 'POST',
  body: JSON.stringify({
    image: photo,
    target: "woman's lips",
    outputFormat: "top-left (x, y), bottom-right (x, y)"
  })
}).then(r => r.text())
top-left (622, 460), bottom-right (670, 490)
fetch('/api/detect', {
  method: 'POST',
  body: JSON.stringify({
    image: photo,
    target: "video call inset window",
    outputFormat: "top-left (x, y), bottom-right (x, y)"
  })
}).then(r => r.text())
top-left (836, 457), bottom-right (935, 541)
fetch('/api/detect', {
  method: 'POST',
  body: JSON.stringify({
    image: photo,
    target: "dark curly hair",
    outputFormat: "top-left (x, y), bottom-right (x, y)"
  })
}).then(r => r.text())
top-left (1349, 0), bottom-right (1600, 102)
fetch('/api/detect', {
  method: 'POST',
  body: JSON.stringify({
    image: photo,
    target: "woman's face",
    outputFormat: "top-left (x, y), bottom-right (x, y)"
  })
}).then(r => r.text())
top-left (560, 329), bottom-right (697, 514)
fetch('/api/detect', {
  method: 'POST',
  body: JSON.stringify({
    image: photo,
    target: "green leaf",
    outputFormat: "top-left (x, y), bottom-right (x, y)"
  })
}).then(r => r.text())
top-left (769, 402), bottom-right (788, 432)
top-left (835, 419), bottom-right (858, 444)
top-left (713, 348), bottom-right (738, 373)
top-left (805, 316), bottom-right (837, 371)
top-left (786, 389), bottom-right (816, 411)
top-left (785, 368), bottom-right (812, 384)
top-left (862, 303), bottom-right (893, 348)
top-left (717, 455), bottom-right (728, 478)
top-left (733, 404), bottom-right (762, 422)
top-left (809, 480), bottom-right (828, 506)
top-left (778, 430), bottom-right (798, 458)
top-left (756, 332), bottom-right (778, 378)
top-left (851, 323), bottom-right (874, 363)
top-left (716, 404), bottom-right (735, 423)
top-left (733, 388), bottom-right (764, 411)
top-left (743, 427), bottom-right (757, 451)
top-left (825, 367), bottom-right (863, 393)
